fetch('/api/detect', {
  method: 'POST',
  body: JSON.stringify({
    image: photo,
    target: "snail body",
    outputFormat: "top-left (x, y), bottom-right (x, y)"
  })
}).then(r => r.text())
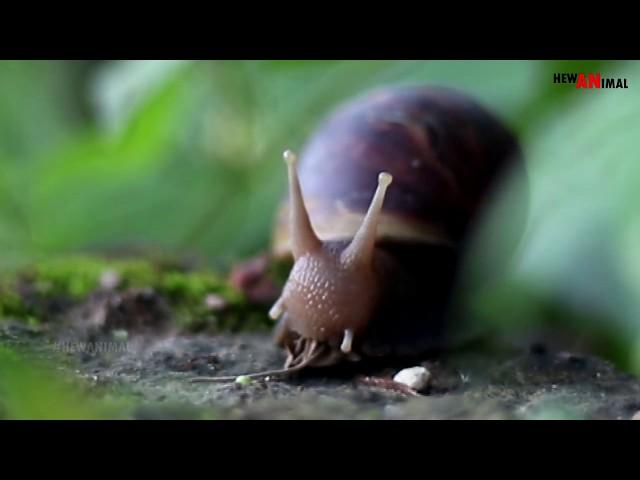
top-left (191, 84), bottom-right (527, 383)
top-left (269, 85), bottom-right (527, 370)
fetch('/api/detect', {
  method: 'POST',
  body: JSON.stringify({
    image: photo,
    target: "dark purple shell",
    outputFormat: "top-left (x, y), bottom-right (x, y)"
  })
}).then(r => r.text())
top-left (273, 85), bottom-right (527, 357)
top-left (274, 85), bottom-right (525, 256)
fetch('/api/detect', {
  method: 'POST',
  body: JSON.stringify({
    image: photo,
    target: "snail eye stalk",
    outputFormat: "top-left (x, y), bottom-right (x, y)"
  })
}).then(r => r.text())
top-left (284, 149), bottom-right (321, 260)
top-left (341, 172), bottom-right (393, 268)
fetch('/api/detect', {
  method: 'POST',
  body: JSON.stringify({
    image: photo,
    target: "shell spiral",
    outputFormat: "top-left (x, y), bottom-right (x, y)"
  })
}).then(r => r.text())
top-left (273, 85), bottom-right (525, 257)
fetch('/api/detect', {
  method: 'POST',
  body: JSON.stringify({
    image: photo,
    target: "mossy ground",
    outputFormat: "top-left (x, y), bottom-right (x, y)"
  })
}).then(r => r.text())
top-left (0, 254), bottom-right (270, 334)
top-left (2, 255), bottom-right (640, 420)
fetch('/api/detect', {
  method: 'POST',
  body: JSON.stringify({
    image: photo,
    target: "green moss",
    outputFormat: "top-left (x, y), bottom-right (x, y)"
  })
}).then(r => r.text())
top-left (0, 254), bottom-right (270, 333)
top-left (235, 375), bottom-right (252, 386)
top-left (0, 288), bottom-right (29, 318)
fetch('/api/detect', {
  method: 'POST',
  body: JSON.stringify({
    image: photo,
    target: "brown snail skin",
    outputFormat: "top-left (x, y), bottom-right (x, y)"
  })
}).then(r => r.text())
top-left (269, 151), bottom-right (395, 369)
top-left (191, 85), bottom-right (526, 383)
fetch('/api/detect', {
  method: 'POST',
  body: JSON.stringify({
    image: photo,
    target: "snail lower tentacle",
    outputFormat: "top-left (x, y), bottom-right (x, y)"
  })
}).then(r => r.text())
top-left (189, 338), bottom-right (327, 383)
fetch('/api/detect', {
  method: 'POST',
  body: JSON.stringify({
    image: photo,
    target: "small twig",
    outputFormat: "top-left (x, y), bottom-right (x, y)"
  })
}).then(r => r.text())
top-left (357, 376), bottom-right (421, 397)
top-left (189, 340), bottom-right (322, 384)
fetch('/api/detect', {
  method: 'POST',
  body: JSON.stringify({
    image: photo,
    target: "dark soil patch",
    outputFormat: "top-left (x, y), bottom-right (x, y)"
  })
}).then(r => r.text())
top-left (3, 319), bottom-right (640, 420)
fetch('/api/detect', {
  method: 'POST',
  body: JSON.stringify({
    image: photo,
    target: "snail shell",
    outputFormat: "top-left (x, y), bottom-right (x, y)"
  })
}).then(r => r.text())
top-left (270, 84), bottom-right (527, 367)
top-left (274, 85), bottom-right (525, 257)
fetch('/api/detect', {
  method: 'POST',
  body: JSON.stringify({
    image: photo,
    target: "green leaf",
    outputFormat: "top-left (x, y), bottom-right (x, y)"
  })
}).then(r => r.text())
top-left (461, 61), bottom-right (640, 371)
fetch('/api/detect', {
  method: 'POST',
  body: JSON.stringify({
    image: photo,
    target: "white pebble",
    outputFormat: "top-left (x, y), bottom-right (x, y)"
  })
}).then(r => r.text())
top-left (393, 366), bottom-right (431, 391)
top-left (235, 375), bottom-right (252, 386)
top-left (204, 293), bottom-right (227, 311)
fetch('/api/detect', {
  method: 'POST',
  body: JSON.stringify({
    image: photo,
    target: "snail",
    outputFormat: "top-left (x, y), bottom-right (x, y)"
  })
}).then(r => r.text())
top-left (192, 84), bottom-right (527, 383)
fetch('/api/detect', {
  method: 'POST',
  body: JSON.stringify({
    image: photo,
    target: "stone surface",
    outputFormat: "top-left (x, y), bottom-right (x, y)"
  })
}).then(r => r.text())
top-left (3, 320), bottom-right (640, 420)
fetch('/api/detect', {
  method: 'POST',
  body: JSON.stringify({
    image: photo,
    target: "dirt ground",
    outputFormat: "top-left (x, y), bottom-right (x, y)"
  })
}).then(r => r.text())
top-left (3, 319), bottom-right (640, 420)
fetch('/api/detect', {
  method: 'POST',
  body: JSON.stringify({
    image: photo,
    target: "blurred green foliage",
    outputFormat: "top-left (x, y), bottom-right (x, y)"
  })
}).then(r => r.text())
top-left (1, 59), bottom-right (640, 382)
top-left (462, 61), bottom-right (640, 371)
top-left (0, 345), bottom-right (126, 419)
top-left (0, 60), bottom-right (605, 267)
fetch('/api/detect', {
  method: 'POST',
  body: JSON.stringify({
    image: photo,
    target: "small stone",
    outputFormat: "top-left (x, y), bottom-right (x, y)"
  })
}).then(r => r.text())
top-left (235, 375), bottom-right (252, 386)
top-left (204, 293), bottom-right (227, 311)
top-left (631, 411), bottom-right (640, 420)
top-left (100, 270), bottom-right (121, 290)
top-left (112, 329), bottom-right (129, 342)
top-left (393, 366), bottom-right (431, 391)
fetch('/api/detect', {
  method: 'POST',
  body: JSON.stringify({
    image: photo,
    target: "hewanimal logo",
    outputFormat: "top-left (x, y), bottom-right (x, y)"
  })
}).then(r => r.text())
top-left (553, 73), bottom-right (629, 89)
